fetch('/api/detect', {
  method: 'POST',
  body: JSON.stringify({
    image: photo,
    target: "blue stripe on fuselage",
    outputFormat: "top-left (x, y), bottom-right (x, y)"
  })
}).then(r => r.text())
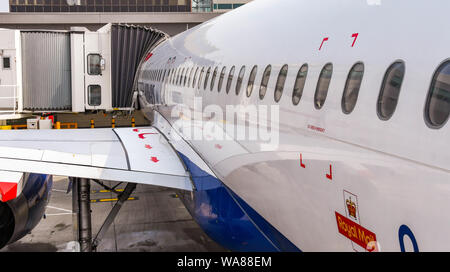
top-left (177, 152), bottom-right (301, 252)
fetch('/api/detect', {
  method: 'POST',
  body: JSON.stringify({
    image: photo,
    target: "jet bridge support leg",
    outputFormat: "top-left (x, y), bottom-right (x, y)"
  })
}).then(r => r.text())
top-left (72, 178), bottom-right (137, 252)
top-left (72, 177), bottom-right (93, 252)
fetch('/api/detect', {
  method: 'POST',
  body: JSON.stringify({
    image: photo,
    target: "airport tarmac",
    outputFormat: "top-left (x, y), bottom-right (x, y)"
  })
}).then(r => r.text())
top-left (1, 176), bottom-right (226, 252)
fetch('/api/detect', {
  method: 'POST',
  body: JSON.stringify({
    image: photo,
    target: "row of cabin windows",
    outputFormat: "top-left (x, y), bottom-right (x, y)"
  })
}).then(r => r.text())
top-left (145, 60), bottom-right (450, 129)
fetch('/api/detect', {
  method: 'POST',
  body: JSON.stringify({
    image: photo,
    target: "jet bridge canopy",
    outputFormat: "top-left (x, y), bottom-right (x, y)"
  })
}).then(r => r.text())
top-left (110, 24), bottom-right (167, 109)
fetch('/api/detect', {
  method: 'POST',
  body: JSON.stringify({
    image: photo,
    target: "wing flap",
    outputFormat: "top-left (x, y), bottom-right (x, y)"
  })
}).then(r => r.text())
top-left (0, 127), bottom-right (192, 191)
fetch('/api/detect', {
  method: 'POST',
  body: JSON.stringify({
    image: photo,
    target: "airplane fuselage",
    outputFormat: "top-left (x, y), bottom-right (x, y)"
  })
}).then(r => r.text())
top-left (136, 0), bottom-right (450, 251)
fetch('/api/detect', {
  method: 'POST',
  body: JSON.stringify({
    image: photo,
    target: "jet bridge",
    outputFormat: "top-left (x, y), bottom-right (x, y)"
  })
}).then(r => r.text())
top-left (0, 24), bottom-right (168, 116)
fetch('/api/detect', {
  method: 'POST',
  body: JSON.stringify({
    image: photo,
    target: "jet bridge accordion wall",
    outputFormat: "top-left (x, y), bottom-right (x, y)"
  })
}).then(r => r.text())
top-left (21, 31), bottom-right (72, 111)
top-left (111, 24), bottom-right (167, 109)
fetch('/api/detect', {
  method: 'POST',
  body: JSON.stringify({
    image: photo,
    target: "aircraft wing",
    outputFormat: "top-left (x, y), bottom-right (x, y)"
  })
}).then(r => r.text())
top-left (0, 126), bottom-right (193, 201)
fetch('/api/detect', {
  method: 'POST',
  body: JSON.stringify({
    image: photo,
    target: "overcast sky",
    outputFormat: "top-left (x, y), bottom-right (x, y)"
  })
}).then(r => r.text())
top-left (0, 1), bottom-right (8, 12)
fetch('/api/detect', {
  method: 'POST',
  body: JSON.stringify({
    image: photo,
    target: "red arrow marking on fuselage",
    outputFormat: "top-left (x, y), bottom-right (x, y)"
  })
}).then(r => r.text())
top-left (145, 53), bottom-right (153, 62)
top-left (351, 33), bottom-right (359, 47)
top-left (139, 133), bottom-right (157, 139)
top-left (145, 144), bottom-right (152, 149)
top-left (133, 129), bottom-right (139, 132)
top-left (326, 165), bottom-right (333, 180)
top-left (215, 144), bottom-right (222, 149)
top-left (319, 37), bottom-right (329, 51)
top-left (151, 157), bottom-right (159, 163)
top-left (300, 154), bottom-right (306, 168)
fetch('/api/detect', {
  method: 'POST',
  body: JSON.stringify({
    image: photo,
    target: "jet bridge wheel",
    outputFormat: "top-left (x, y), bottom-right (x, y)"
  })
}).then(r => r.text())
top-left (71, 178), bottom-right (137, 252)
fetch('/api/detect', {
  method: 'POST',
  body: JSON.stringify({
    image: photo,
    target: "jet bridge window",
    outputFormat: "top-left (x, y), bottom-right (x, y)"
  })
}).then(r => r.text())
top-left (292, 64), bottom-right (308, 105)
top-left (247, 65), bottom-right (258, 97)
top-left (377, 61), bottom-right (405, 120)
top-left (226, 66), bottom-right (235, 94)
top-left (342, 62), bottom-right (364, 114)
top-left (211, 67), bottom-right (218, 91)
top-left (425, 60), bottom-right (450, 128)
top-left (218, 67), bottom-right (226, 93)
top-left (314, 63), bottom-right (333, 109)
top-left (87, 54), bottom-right (102, 75)
top-left (274, 64), bottom-right (288, 102)
top-left (236, 66), bottom-right (246, 95)
top-left (88, 85), bottom-right (101, 106)
top-left (259, 65), bottom-right (272, 100)
top-left (2, 57), bottom-right (11, 69)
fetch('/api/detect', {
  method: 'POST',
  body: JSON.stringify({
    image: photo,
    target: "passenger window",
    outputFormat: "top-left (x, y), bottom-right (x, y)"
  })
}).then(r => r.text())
top-left (377, 61), bottom-right (405, 120)
top-left (173, 68), bottom-right (177, 84)
top-left (88, 85), bottom-right (101, 106)
top-left (218, 67), bottom-right (226, 93)
top-left (162, 69), bottom-right (166, 82)
top-left (183, 68), bottom-right (188, 86)
top-left (192, 67), bottom-right (199, 88)
top-left (168, 69), bottom-right (173, 84)
top-left (87, 54), bottom-right (102, 75)
top-left (342, 62), bottom-right (364, 114)
top-left (204, 67), bottom-right (211, 90)
top-left (172, 69), bottom-right (177, 84)
top-left (247, 65), bottom-right (257, 97)
top-left (181, 68), bottom-right (185, 85)
top-left (198, 67), bottom-right (205, 89)
top-left (2, 57), bottom-right (11, 69)
top-left (180, 68), bottom-right (185, 85)
top-left (236, 66), bottom-right (246, 95)
top-left (292, 64), bottom-right (308, 105)
top-left (178, 69), bottom-right (182, 85)
top-left (425, 60), bottom-right (450, 128)
top-left (188, 67), bottom-right (194, 87)
top-left (211, 67), bottom-right (218, 91)
top-left (274, 64), bottom-right (288, 102)
top-left (226, 66), bottom-right (235, 94)
top-left (259, 65), bottom-right (272, 100)
top-left (314, 63), bottom-right (333, 109)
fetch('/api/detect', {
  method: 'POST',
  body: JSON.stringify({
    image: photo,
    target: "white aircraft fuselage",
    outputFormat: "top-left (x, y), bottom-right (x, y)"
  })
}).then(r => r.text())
top-left (135, 0), bottom-right (449, 251)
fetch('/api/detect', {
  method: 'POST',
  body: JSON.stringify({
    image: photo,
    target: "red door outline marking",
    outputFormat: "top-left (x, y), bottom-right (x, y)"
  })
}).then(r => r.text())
top-left (300, 154), bottom-right (306, 168)
top-left (326, 165), bottom-right (333, 180)
top-left (319, 37), bottom-right (329, 50)
top-left (351, 33), bottom-right (359, 47)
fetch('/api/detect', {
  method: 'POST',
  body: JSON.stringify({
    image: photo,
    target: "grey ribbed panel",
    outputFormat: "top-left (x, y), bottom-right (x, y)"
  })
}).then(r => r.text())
top-left (111, 24), bottom-right (167, 108)
top-left (21, 31), bottom-right (72, 111)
